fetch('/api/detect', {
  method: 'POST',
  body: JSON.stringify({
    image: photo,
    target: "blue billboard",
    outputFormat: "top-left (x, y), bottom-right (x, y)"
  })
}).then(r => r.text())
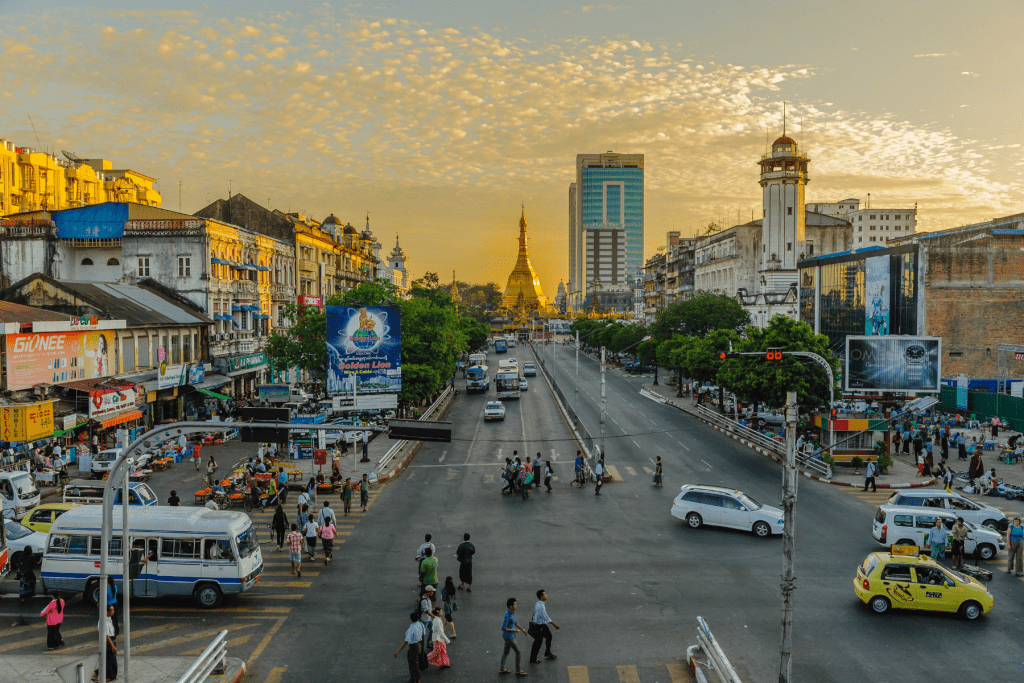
top-left (326, 306), bottom-right (401, 396)
top-left (864, 256), bottom-right (890, 336)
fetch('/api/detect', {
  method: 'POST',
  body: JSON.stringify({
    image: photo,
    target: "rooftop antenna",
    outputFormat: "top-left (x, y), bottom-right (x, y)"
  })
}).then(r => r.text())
top-left (782, 101), bottom-right (787, 138)
top-left (28, 114), bottom-right (41, 149)
top-left (178, 181), bottom-right (182, 212)
top-left (228, 179), bottom-right (232, 199)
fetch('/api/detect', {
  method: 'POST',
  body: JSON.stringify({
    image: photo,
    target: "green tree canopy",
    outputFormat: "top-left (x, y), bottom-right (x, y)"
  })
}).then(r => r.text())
top-left (649, 292), bottom-right (750, 342)
top-left (679, 329), bottom-right (742, 385)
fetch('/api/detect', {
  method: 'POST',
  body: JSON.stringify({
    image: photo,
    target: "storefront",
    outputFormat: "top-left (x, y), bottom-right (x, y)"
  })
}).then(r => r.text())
top-left (223, 352), bottom-right (269, 400)
top-left (89, 385), bottom-right (144, 448)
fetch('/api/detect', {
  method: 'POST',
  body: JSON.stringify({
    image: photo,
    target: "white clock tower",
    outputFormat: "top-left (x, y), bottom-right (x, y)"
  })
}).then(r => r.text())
top-left (757, 132), bottom-right (810, 293)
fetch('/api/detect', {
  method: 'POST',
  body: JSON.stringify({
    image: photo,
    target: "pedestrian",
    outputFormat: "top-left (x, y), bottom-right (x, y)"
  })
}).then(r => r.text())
top-left (277, 468), bottom-right (289, 505)
top-left (306, 477), bottom-right (318, 507)
top-left (499, 597), bottom-right (530, 677)
top-left (419, 547), bottom-right (438, 596)
top-left (1007, 517), bottom-right (1024, 577)
top-left (456, 533), bottom-right (475, 591)
top-left (573, 451), bottom-right (585, 488)
top-left (342, 477), bottom-right (353, 515)
top-left (286, 523), bottom-right (303, 577)
top-left (92, 604), bottom-right (117, 683)
top-left (272, 504), bottom-right (288, 551)
top-left (930, 518), bottom-right (949, 563)
top-left (106, 576), bottom-right (120, 636)
top-left (296, 489), bottom-right (310, 519)
top-left (950, 517), bottom-right (972, 570)
top-left (394, 611), bottom-right (427, 683)
top-left (991, 415), bottom-right (1000, 438)
top-left (303, 513), bottom-right (319, 561)
top-left (654, 456), bottom-right (663, 487)
top-left (317, 501), bottom-right (336, 527)
top-left (40, 591), bottom-right (65, 650)
top-left (419, 585), bottom-right (436, 645)
top-left (441, 576), bottom-right (458, 638)
top-left (543, 460), bottom-right (553, 493)
top-left (529, 589), bottom-right (559, 664)
top-left (360, 473), bottom-right (370, 511)
top-left (17, 546), bottom-right (36, 604)
top-left (863, 459), bottom-right (877, 492)
top-left (532, 453), bottom-right (542, 489)
top-left (206, 455), bottom-right (218, 487)
top-left (594, 458), bottom-right (605, 495)
top-left (942, 466), bottom-right (954, 493)
top-left (167, 489), bottom-right (180, 506)
top-left (427, 607), bottom-right (451, 668)
top-left (319, 515), bottom-right (336, 565)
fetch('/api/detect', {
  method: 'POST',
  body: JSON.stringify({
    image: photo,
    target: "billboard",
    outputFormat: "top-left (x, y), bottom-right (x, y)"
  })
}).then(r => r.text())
top-left (845, 336), bottom-right (941, 393)
top-left (158, 363), bottom-right (187, 390)
top-left (0, 401), bottom-right (55, 442)
top-left (89, 387), bottom-right (138, 419)
top-left (864, 256), bottom-right (890, 336)
top-left (5, 331), bottom-right (114, 390)
top-left (326, 306), bottom-right (401, 396)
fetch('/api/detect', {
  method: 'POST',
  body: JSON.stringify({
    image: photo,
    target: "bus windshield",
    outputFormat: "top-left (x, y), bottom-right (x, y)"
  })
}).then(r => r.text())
top-left (236, 526), bottom-right (259, 559)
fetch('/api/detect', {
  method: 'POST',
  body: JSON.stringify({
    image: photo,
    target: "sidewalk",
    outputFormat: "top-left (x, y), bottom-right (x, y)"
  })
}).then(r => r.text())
top-left (0, 654), bottom-right (244, 683)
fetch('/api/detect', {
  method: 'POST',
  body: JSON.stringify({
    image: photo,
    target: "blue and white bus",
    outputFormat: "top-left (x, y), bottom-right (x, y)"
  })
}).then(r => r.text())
top-left (41, 505), bottom-right (262, 608)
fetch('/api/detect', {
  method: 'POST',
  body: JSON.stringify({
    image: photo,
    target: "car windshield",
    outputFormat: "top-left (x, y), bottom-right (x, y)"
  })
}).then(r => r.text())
top-left (737, 493), bottom-right (762, 510)
top-left (12, 474), bottom-right (34, 495)
top-left (941, 566), bottom-right (968, 584)
top-left (133, 486), bottom-right (156, 505)
top-left (4, 520), bottom-right (33, 540)
top-left (236, 525), bottom-right (259, 559)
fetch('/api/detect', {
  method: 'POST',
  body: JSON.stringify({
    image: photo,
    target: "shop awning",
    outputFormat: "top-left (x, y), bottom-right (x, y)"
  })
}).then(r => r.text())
top-left (197, 387), bottom-right (232, 400)
top-left (211, 258), bottom-right (230, 265)
top-left (100, 409), bottom-right (144, 430)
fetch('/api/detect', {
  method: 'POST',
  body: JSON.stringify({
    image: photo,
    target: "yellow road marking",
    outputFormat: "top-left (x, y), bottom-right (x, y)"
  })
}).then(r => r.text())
top-left (605, 465), bottom-right (624, 482)
top-left (183, 633), bottom-right (252, 655)
top-left (240, 594), bottom-right (304, 599)
top-left (258, 581), bottom-right (312, 588)
top-left (261, 666), bottom-right (288, 683)
top-left (567, 665), bottom-right (590, 683)
top-left (484, 474), bottom-right (495, 483)
top-left (0, 626), bottom-right (97, 654)
top-left (447, 468), bottom-right (458, 480)
top-left (59, 623), bottom-right (181, 655)
top-left (131, 622), bottom-right (256, 654)
top-left (665, 662), bottom-right (688, 682)
top-left (617, 665), bottom-right (641, 683)
top-left (642, 467), bottom-right (653, 474)
top-left (263, 571), bottom-right (320, 576)
top-left (625, 466), bottom-right (637, 476)
top-left (248, 616), bottom-right (287, 668)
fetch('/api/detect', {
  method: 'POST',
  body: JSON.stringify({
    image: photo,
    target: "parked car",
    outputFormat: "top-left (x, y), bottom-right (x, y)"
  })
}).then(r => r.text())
top-left (625, 362), bottom-right (655, 374)
top-left (872, 504), bottom-right (1004, 560)
top-left (21, 503), bottom-right (80, 534)
top-left (671, 484), bottom-right (783, 537)
top-left (484, 401), bottom-right (506, 421)
top-left (3, 518), bottom-right (46, 567)
top-left (885, 490), bottom-right (1007, 531)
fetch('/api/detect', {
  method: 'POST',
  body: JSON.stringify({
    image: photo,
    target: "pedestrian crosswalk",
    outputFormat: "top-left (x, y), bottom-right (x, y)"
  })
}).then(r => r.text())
top-left (566, 662), bottom-right (689, 682)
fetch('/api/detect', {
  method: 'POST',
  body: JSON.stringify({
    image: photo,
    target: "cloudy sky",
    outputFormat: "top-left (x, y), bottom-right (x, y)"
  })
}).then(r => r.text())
top-left (2, 0), bottom-right (1021, 290)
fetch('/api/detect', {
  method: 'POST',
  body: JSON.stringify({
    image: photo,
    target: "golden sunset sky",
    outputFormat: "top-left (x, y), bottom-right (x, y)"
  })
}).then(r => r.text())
top-left (2, 1), bottom-right (1021, 291)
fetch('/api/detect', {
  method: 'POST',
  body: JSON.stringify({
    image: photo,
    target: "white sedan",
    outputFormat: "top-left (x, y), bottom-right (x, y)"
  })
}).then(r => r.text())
top-left (484, 401), bottom-right (506, 421)
top-left (671, 484), bottom-right (784, 537)
top-left (4, 518), bottom-right (46, 566)
top-left (519, 379), bottom-right (528, 391)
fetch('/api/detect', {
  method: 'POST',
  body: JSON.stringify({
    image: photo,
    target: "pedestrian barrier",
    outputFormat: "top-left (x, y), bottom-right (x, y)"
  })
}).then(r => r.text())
top-left (687, 616), bottom-right (743, 683)
top-left (533, 348), bottom-right (597, 459)
top-left (176, 629), bottom-right (229, 683)
top-left (376, 385), bottom-right (455, 475)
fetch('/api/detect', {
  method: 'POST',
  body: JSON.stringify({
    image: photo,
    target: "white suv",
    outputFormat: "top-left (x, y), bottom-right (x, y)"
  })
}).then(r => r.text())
top-left (671, 485), bottom-right (783, 537)
top-left (523, 363), bottom-right (536, 377)
top-left (872, 504), bottom-right (1004, 560)
top-left (885, 490), bottom-right (1007, 531)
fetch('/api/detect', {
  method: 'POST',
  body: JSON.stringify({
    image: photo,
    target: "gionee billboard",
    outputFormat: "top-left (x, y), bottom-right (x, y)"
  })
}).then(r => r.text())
top-left (5, 331), bottom-right (114, 391)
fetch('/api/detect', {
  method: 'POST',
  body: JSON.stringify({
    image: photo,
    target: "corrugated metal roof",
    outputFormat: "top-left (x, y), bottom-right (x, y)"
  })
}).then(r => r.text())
top-left (50, 280), bottom-right (212, 327)
top-left (0, 300), bottom-right (69, 324)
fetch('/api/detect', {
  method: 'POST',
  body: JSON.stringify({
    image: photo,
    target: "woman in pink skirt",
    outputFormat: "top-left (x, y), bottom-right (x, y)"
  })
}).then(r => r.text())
top-left (426, 607), bottom-right (451, 668)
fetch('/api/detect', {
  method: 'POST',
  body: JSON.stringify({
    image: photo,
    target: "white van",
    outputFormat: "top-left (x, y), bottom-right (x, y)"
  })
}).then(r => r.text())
top-left (884, 489), bottom-right (1007, 531)
top-left (41, 505), bottom-right (263, 608)
top-left (87, 448), bottom-right (122, 478)
top-left (0, 471), bottom-right (41, 520)
top-left (872, 504), bottom-right (1004, 560)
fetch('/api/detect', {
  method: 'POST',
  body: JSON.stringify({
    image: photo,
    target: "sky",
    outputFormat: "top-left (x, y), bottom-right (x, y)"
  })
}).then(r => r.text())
top-left (2, 0), bottom-right (1022, 292)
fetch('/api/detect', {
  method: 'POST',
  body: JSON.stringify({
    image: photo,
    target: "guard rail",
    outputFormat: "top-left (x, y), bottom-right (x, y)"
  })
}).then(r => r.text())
top-left (176, 629), bottom-right (228, 683)
top-left (376, 385), bottom-right (454, 474)
top-left (686, 616), bottom-right (743, 683)
top-left (697, 406), bottom-right (831, 478)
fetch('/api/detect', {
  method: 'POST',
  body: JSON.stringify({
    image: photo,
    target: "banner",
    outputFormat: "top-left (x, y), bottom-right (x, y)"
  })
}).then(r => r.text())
top-left (845, 336), bottom-right (941, 393)
top-left (158, 363), bottom-right (187, 390)
top-left (5, 331), bottom-right (114, 390)
top-left (188, 362), bottom-right (206, 385)
top-left (89, 387), bottom-right (138, 420)
top-left (864, 256), bottom-right (890, 336)
top-left (326, 306), bottom-right (402, 395)
top-left (0, 401), bottom-right (55, 442)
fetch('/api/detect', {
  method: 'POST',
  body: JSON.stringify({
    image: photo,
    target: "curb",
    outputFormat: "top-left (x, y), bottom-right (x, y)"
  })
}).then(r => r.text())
top-left (805, 474), bottom-right (938, 489)
top-left (374, 390), bottom-right (455, 483)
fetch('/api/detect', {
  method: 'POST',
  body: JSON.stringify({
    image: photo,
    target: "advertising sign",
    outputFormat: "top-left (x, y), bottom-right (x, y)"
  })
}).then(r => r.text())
top-left (0, 401), bottom-right (55, 442)
top-left (158, 363), bottom-right (187, 390)
top-left (845, 336), bottom-right (942, 393)
top-left (228, 353), bottom-right (267, 373)
top-left (5, 331), bottom-right (114, 390)
top-left (332, 394), bottom-right (398, 411)
top-left (956, 374), bottom-right (969, 410)
top-left (188, 363), bottom-right (206, 385)
top-left (89, 388), bottom-right (138, 420)
top-left (298, 295), bottom-right (322, 308)
top-left (864, 256), bottom-right (890, 336)
top-left (326, 306), bottom-right (402, 396)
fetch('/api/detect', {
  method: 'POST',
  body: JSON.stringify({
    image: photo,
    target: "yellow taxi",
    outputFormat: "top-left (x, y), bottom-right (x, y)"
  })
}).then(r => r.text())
top-left (22, 503), bottom-right (80, 534)
top-left (853, 546), bottom-right (993, 621)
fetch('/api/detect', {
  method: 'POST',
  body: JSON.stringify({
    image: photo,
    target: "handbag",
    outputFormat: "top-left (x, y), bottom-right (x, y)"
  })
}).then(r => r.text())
top-left (527, 621), bottom-right (539, 637)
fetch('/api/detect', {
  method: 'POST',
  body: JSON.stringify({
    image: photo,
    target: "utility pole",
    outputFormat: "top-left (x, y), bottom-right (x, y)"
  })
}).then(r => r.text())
top-left (122, 459), bottom-right (133, 682)
top-left (574, 330), bottom-right (579, 421)
top-left (779, 390), bottom-right (798, 683)
top-left (600, 345), bottom-right (607, 461)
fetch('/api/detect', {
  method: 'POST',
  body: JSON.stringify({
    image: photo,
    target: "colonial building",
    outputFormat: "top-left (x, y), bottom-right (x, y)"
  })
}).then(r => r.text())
top-left (806, 199), bottom-right (918, 246)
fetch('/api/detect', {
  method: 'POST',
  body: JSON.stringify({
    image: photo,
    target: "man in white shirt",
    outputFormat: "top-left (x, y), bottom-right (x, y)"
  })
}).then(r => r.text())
top-left (594, 459), bottom-right (605, 496)
top-left (317, 501), bottom-right (337, 527)
top-left (415, 534), bottom-right (435, 563)
top-left (94, 604), bottom-right (118, 682)
top-left (529, 589), bottom-right (559, 663)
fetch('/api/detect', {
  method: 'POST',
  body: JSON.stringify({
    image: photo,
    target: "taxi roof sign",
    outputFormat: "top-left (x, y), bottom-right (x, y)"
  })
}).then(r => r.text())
top-left (891, 544), bottom-right (920, 557)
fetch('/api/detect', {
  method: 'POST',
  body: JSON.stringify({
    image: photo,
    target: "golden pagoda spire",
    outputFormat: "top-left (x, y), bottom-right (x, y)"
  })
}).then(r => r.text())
top-left (503, 204), bottom-right (548, 311)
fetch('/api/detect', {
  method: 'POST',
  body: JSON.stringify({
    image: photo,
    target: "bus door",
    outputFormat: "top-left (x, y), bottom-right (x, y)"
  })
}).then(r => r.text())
top-left (130, 538), bottom-right (160, 596)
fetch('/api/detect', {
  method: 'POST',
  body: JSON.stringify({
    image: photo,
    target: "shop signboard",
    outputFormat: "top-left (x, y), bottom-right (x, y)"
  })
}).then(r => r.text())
top-left (298, 295), bottom-right (322, 308)
top-left (89, 387), bottom-right (138, 420)
top-left (845, 336), bottom-right (942, 393)
top-left (864, 256), bottom-right (890, 336)
top-left (0, 401), bottom-right (55, 442)
top-left (326, 306), bottom-right (402, 396)
top-left (158, 363), bottom-right (187, 390)
top-left (228, 353), bottom-right (267, 373)
top-left (5, 331), bottom-right (115, 390)
top-left (188, 362), bottom-right (206, 385)
top-left (956, 374), bottom-right (969, 410)
top-left (313, 448), bottom-right (327, 465)
top-left (62, 414), bottom-right (82, 431)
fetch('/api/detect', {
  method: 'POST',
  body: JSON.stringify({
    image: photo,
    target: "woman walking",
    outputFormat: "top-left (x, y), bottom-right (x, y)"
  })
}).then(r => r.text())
top-left (359, 474), bottom-right (370, 511)
top-left (342, 478), bottom-right (353, 515)
top-left (18, 546), bottom-right (36, 604)
top-left (206, 455), bottom-right (218, 487)
top-left (40, 591), bottom-right (65, 650)
top-left (319, 516), bottom-right (336, 565)
top-left (271, 504), bottom-right (288, 551)
top-left (426, 607), bottom-right (452, 668)
top-left (441, 576), bottom-right (458, 638)
top-left (544, 461), bottom-right (553, 493)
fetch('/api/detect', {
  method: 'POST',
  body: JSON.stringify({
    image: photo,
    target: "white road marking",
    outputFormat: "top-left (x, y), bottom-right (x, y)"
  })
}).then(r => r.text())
top-left (678, 441), bottom-right (691, 451)
top-left (439, 450), bottom-right (447, 464)
top-left (497, 447), bottom-right (503, 461)
top-left (701, 459), bottom-right (713, 469)
top-left (632, 440), bottom-right (641, 448)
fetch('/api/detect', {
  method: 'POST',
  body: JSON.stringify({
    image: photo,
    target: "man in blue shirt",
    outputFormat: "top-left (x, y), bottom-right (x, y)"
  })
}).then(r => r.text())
top-left (499, 597), bottom-right (529, 676)
top-left (394, 611), bottom-right (427, 683)
top-left (529, 589), bottom-right (560, 664)
top-left (574, 451), bottom-right (585, 487)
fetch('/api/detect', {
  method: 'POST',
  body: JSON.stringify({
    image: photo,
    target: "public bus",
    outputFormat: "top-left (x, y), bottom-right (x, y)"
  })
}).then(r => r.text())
top-left (494, 338), bottom-right (508, 353)
top-left (495, 371), bottom-right (521, 399)
top-left (41, 505), bottom-right (262, 608)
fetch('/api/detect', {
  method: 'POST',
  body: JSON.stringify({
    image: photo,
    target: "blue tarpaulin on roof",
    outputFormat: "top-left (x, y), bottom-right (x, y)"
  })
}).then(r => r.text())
top-left (52, 203), bottom-right (128, 239)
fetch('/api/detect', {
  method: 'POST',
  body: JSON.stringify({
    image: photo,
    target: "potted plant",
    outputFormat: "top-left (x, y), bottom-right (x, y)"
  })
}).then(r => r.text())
top-left (874, 440), bottom-right (893, 474)
top-left (850, 455), bottom-right (864, 475)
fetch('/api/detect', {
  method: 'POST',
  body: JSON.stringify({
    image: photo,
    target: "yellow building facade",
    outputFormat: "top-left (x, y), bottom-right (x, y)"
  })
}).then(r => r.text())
top-left (0, 138), bottom-right (161, 215)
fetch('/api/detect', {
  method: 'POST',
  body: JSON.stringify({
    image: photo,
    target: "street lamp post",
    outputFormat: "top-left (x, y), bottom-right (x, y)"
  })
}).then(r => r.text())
top-left (600, 345), bottom-right (607, 461)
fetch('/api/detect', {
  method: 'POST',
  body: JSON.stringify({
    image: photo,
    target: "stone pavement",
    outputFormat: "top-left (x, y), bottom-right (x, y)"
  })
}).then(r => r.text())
top-left (0, 654), bottom-right (244, 683)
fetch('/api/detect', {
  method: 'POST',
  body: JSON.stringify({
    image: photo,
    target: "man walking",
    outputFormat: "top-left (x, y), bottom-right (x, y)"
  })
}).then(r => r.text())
top-left (419, 547), bottom-right (438, 596)
top-left (950, 517), bottom-right (972, 570)
top-left (594, 459), bottom-right (605, 495)
top-left (499, 597), bottom-right (529, 676)
top-left (456, 533), bottom-right (475, 592)
top-left (1007, 517), bottom-right (1024, 576)
top-left (394, 611), bottom-right (427, 683)
top-left (654, 456), bottom-right (663, 487)
top-left (92, 604), bottom-right (117, 683)
top-left (287, 523), bottom-right (304, 577)
top-left (529, 589), bottom-right (559, 664)
top-left (929, 518), bottom-right (949, 563)
top-left (863, 459), bottom-right (877, 492)
top-left (532, 453), bottom-right (542, 489)
top-left (317, 501), bottom-right (336, 527)
top-left (360, 474), bottom-right (370, 511)
top-left (573, 451), bottom-right (585, 488)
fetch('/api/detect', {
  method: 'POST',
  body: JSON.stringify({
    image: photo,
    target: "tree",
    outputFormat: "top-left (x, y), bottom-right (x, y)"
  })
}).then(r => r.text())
top-left (265, 302), bottom-right (329, 383)
top-left (335, 278), bottom-right (401, 306)
top-left (458, 316), bottom-right (490, 352)
top-left (415, 271), bottom-right (440, 289)
top-left (610, 324), bottom-right (648, 355)
top-left (648, 292), bottom-right (749, 342)
top-left (716, 316), bottom-right (838, 411)
top-left (679, 330), bottom-right (742, 410)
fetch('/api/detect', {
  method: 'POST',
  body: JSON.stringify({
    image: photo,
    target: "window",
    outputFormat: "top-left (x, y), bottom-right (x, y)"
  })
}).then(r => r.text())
top-left (787, 242), bottom-right (792, 251)
top-left (870, 214), bottom-right (876, 220)
top-left (721, 497), bottom-right (743, 510)
top-left (81, 258), bottom-right (93, 266)
top-left (880, 565), bottom-right (913, 582)
top-left (161, 538), bottom-right (200, 559)
top-left (893, 515), bottom-right (914, 527)
top-left (870, 237), bottom-right (876, 242)
top-left (787, 207), bottom-right (793, 216)
top-left (107, 258), bottom-right (119, 266)
top-left (698, 493), bottom-right (723, 507)
top-left (178, 256), bottom-right (191, 277)
top-left (138, 257), bottom-right (150, 277)
top-left (859, 215), bottom-right (863, 222)
top-left (870, 226), bottom-right (875, 231)
top-left (89, 536), bottom-right (123, 557)
top-left (858, 226), bottom-right (862, 232)
top-left (894, 214), bottom-right (902, 220)
top-left (808, 243), bottom-right (814, 255)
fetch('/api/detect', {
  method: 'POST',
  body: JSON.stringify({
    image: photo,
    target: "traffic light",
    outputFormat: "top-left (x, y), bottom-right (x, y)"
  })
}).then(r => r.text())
top-left (766, 348), bottom-right (784, 361)
top-left (718, 351), bottom-right (740, 360)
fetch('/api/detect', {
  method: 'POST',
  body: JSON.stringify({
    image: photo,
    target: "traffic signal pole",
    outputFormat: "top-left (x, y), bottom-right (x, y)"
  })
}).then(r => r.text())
top-left (779, 391), bottom-right (798, 683)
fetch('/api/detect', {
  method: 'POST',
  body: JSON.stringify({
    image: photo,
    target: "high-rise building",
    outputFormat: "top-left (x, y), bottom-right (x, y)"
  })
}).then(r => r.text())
top-left (568, 152), bottom-right (644, 310)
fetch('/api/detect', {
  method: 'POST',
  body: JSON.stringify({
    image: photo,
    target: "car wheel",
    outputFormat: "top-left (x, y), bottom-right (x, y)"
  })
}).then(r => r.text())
top-left (685, 513), bottom-right (702, 529)
top-left (959, 600), bottom-right (982, 621)
top-left (193, 583), bottom-right (223, 609)
top-left (894, 540), bottom-right (916, 548)
top-left (982, 519), bottom-right (999, 530)
top-left (83, 579), bottom-right (100, 607)
top-left (752, 521), bottom-right (771, 538)
top-left (9, 551), bottom-right (21, 568)
top-left (869, 595), bottom-right (890, 614)
top-left (976, 543), bottom-right (996, 561)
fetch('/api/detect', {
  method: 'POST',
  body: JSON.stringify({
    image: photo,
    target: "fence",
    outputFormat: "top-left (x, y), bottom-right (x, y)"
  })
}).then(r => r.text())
top-left (176, 629), bottom-right (228, 683)
top-left (532, 347), bottom-right (597, 459)
top-left (939, 384), bottom-right (1022, 430)
top-left (697, 406), bottom-right (831, 478)
top-left (375, 385), bottom-right (455, 475)
top-left (686, 616), bottom-right (744, 683)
